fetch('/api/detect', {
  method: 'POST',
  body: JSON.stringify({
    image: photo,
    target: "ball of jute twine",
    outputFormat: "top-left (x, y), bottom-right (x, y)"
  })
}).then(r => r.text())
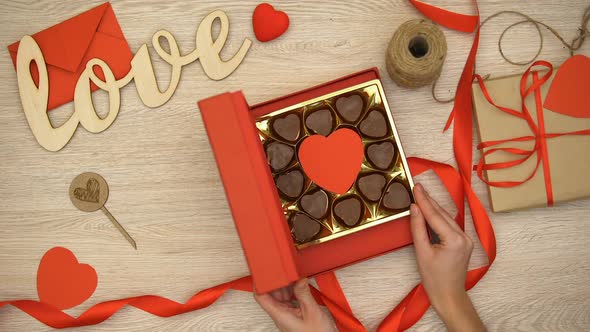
top-left (385, 19), bottom-right (447, 88)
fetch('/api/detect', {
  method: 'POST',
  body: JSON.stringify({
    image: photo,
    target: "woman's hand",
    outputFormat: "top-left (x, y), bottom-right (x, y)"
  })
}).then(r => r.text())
top-left (254, 278), bottom-right (336, 332)
top-left (410, 183), bottom-right (486, 332)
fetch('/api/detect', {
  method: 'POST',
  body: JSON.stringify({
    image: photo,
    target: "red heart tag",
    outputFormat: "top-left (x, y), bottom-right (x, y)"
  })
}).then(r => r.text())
top-left (37, 247), bottom-right (98, 310)
top-left (252, 3), bottom-right (289, 42)
top-left (299, 128), bottom-right (364, 194)
top-left (544, 55), bottom-right (590, 118)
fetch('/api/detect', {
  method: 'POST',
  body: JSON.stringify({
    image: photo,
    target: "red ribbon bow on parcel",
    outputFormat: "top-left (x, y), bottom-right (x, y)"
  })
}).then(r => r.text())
top-left (474, 61), bottom-right (590, 206)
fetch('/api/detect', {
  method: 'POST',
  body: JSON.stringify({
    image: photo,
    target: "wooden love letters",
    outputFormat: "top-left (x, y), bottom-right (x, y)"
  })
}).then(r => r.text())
top-left (16, 10), bottom-right (252, 151)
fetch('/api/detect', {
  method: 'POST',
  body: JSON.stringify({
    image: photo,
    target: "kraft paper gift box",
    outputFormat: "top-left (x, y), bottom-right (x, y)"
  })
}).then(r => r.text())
top-left (198, 68), bottom-right (417, 293)
top-left (472, 56), bottom-right (590, 212)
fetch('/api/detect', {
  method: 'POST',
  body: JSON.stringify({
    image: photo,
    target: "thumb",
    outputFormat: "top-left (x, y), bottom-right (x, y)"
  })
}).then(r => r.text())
top-left (293, 278), bottom-right (320, 316)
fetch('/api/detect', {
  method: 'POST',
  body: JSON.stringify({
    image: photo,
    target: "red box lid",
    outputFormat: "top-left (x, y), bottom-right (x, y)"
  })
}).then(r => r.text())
top-left (199, 92), bottom-right (300, 293)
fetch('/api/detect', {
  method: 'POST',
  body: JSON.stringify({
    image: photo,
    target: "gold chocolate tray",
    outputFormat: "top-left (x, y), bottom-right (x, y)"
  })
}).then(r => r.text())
top-left (256, 79), bottom-right (415, 249)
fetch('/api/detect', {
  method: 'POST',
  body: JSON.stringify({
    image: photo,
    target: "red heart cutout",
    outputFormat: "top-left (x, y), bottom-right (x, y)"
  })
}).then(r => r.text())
top-left (37, 247), bottom-right (98, 310)
top-left (544, 55), bottom-right (590, 118)
top-left (299, 128), bottom-right (364, 194)
top-left (252, 3), bottom-right (289, 42)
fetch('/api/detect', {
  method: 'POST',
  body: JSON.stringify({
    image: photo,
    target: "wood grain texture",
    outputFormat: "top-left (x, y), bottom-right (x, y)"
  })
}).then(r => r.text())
top-left (0, 0), bottom-right (589, 331)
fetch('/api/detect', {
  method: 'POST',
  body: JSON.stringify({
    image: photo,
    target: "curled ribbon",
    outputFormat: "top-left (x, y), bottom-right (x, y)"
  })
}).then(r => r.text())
top-left (0, 276), bottom-right (364, 329)
top-left (473, 61), bottom-right (590, 206)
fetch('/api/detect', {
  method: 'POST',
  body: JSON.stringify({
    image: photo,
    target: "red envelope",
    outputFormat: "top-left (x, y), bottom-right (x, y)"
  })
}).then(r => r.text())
top-left (8, 2), bottom-right (133, 111)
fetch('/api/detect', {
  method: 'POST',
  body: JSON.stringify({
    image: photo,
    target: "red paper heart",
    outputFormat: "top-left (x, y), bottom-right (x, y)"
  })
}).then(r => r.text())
top-left (252, 3), bottom-right (289, 42)
top-left (544, 55), bottom-right (590, 118)
top-left (37, 247), bottom-right (98, 310)
top-left (299, 128), bottom-right (364, 194)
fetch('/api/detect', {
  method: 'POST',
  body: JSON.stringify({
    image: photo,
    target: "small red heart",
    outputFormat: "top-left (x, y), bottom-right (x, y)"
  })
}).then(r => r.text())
top-left (299, 128), bottom-right (364, 194)
top-left (544, 55), bottom-right (590, 118)
top-left (37, 247), bottom-right (98, 310)
top-left (253, 3), bottom-right (290, 42)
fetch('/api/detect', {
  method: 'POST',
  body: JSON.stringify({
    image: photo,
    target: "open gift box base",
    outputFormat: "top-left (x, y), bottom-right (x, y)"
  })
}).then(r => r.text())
top-left (199, 69), bottom-right (416, 293)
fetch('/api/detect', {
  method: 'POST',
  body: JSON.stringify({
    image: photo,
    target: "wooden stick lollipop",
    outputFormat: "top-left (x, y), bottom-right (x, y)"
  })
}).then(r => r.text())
top-left (69, 172), bottom-right (137, 249)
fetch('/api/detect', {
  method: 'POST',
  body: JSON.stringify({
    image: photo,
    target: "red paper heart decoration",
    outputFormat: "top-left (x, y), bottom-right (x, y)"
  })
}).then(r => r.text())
top-left (37, 247), bottom-right (98, 310)
top-left (252, 3), bottom-right (289, 42)
top-left (298, 128), bottom-right (364, 194)
top-left (544, 55), bottom-right (590, 118)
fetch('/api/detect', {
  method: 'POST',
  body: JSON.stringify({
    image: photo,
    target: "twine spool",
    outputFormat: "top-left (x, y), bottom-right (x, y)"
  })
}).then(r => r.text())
top-left (385, 19), bottom-right (447, 88)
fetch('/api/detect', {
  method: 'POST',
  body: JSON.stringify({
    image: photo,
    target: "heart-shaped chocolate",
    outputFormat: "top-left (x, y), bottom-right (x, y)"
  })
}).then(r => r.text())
top-left (334, 196), bottom-right (364, 227)
top-left (305, 109), bottom-right (334, 136)
top-left (360, 110), bottom-right (388, 138)
top-left (383, 182), bottom-right (411, 210)
top-left (335, 94), bottom-right (364, 122)
top-left (367, 141), bottom-right (396, 170)
top-left (300, 190), bottom-right (329, 219)
top-left (266, 142), bottom-right (294, 171)
top-left (291, 213), bottom-right (321, 243)
top-left (276, 170), bottom-right (304, 199)
top-left (357, 173), bottom-right (387, 202)
top-left (272, 113), bottom-right (301, 141)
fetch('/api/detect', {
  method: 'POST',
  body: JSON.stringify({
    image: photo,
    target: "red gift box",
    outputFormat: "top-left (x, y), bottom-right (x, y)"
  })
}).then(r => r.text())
top-left (198, 69), bottom-right (414, 293)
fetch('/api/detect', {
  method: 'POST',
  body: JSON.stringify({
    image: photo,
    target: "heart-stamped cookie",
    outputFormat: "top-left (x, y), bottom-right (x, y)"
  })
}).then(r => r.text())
top-left (298, 128), bottom-right (364, 194)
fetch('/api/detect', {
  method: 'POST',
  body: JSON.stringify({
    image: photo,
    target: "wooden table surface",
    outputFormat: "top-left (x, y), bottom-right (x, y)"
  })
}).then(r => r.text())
top-left (1, 0), bottom-right (589, 331)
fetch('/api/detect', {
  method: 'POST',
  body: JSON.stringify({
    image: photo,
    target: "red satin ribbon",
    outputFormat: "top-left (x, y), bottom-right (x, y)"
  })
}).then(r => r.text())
top-left (534, 71), bottom-right (554, 205)
top-left (0, 276), bottom-right (364, 330)
top-left (0, 277), bottom-right (253, 329)
top-left (0, 2), bottom-right (496, 331)
top-left (408, 0), bottom-right (482, 182)
top-left (473, 61), bottom-right (590, 205)
top-left (408, 0), bottom-right (478, 32)
top-left (315, 272), bottom-right (364, 332)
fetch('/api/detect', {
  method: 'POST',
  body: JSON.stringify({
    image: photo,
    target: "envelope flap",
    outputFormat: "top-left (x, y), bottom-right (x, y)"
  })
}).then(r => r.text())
top-left (8, 3), bottom-right (110, 73)
top-left (97, 3), bottom-right (125, 39)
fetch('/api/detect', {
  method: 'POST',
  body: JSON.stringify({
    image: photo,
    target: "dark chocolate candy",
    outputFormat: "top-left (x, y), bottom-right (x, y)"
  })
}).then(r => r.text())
top-left (357, 173), bottom-right (387, 202)
top-left (273, 113), bottom-right (301, 141)
top-left (367, 141), bottom-right (395, 170)
top-left (291, 213), bottom-right (321, 243)
top-left (305, 109), bottom-right (334, 136)
top-left (334, 196), bottom-right (363, 227)
top-left (276, 170), bottom-right (304, 199)
top-left (359, 110), bottom-right (388, 138)
top-left (300, 190), bottom-right (329, 219)
top-left (383, 182), bottom-right (411, 210)
top-left (266, 142), bottom-right (294, 171)
top-left (335, 94), bottom-right (364, 122)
